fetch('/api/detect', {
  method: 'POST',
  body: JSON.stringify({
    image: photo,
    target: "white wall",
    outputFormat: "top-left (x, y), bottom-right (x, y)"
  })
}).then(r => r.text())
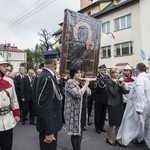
top-left (2, 51), bottom-right (26, 72)
top-left (98, 1), bottom-right (145, 68)
top-left (139, 0), bottom-right (150, 66)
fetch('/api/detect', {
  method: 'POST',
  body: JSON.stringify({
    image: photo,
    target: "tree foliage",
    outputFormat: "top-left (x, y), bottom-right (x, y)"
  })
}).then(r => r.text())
top-left (32, 44), bottom-right (43, 69)
top-left (24, 49), bottom-right (34, 70)
top-left (38, 28), bottom-right (60, 51)
top-left (24, 29), bottom-right (61, 70)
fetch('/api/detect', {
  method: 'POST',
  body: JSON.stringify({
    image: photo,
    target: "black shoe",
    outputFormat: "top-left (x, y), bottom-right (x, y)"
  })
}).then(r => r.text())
top-left (100, 128), bottom-right (107, 132)
top-left (115, 140), bottom-right (126, 148)
top-left (139, 140), bottom-right (145, 144)
top-left (21, 122), bottom-right (25, 125)
top-left (106, 138), bottom-right (116, 146)
top-left (30, 122), bottom-right (36, 125)
top-left (131, 139), bottom-right (139, 145)
top-left (96, 129), bottom-right (101, 134)
top-left (83, 127), bottom-right (87, 131)
top-left (131, 139), bottom-right (145, 145)
top-left (25, 118), bottom-right (28, 121)
top-left (88, 122), bottom-right (93, 126)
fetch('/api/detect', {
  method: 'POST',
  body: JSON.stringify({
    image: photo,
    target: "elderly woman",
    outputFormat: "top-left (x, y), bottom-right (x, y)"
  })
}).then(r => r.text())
top-left (106, 68), bottom-right (129, 147)
top-left (64, 66), bottom-right (90, 150)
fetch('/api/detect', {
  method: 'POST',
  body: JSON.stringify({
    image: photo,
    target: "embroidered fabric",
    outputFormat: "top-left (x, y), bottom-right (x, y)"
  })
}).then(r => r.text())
top-left (64, 79), bottom-right (83, 135)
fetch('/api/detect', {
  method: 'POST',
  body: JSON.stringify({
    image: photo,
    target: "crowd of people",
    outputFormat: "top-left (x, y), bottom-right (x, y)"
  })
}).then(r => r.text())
top-left (0, 50), bottom-right (150, 150)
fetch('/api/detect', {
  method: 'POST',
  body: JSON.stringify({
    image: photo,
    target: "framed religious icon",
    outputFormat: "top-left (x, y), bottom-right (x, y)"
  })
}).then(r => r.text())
top-left (60, 9), bottom-right (102, 78)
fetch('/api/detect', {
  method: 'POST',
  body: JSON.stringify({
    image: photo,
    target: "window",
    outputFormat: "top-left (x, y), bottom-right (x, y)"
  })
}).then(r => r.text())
top-left (87, 10), bottom-right (95, 16)
top-left (114, 42), bottom-right (132, 56)
top-left (116, 0), bottom-right (126, 3)
top-left (101, 46), bottom-right (111, 58)
top-left (114, 14), bottom-right (131, 31)
top-left (7, 53), bottom-right (11, 58)
top-left (102, 21), bottom-right (110, 34)
top-left (91, 0), bottom-right (98, 2)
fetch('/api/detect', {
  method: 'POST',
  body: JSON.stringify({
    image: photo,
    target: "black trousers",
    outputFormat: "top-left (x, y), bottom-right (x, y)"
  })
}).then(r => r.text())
top-left (39, 133), bottom-right (57, 150)
top-left (0, 129), bottom-right (13, 150)
top-left (94, 102), bottom-right (107, 130)
top-left (71, 132), bottom-right (83, 150)
top-left (22, 99), bottom-right (35, 123)
top-left (87, 95), bottom-right (94, 123)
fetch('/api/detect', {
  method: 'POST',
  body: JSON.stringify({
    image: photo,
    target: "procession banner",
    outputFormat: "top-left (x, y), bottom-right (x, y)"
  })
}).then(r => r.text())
top-left (60, 9), bottom-right (101, 77)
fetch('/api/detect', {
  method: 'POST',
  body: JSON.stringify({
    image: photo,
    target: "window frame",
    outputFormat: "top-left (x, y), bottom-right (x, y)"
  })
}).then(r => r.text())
top-left (114, 41), bottom-right (133, 57)
top-left (114, 14), bottom-right (131, 31)
top-left (7, 53), bottom-right (11, 58)
top-left (87, 10), bottom-right (95, 16)
top-left (101, 45), bottom-right (111, 58)
top-left (102, 21), bottom-right (110, 34)
top-left (116, 0), bottom-right (126, 4)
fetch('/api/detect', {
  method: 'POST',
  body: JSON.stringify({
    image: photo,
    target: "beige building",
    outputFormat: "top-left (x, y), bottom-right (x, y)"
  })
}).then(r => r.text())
top-left (80, 0), bottom-right (150, 70)
top-left (53, 0), bottom-right (150, 71)
top-left (79, 0), bottom-right (111, 16)
top-left (0, 44), bottom-right (26, 72)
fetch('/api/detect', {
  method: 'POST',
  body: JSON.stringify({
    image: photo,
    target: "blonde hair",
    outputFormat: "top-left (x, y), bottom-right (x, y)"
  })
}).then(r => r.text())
top-left (110, 68), bottom-right (118, 77)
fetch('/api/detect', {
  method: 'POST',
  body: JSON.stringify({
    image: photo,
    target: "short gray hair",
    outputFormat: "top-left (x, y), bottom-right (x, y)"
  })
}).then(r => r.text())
top-left (44, 59), bottom-right (56, 65)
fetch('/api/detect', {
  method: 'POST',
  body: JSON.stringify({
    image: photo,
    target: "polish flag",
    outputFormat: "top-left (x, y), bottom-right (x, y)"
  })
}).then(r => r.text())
top-left (110, 32), bottom-right (115, 40)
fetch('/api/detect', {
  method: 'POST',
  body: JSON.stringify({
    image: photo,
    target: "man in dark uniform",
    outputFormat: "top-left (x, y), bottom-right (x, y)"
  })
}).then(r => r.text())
top-left (36, 50), bottom-right (63, 150)
top-left (94, 64), bottom-right (110, 134)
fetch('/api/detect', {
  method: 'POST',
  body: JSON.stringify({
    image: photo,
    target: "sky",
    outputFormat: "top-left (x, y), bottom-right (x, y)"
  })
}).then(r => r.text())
top-left (0, 0), bottom-right (80, 50)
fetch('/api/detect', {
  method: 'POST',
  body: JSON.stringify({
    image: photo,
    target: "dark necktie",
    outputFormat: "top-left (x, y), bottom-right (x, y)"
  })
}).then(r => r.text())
top-left (21, 75), bottom-right (24, 79)
top-left (30, 77), bottom-right (33, 87)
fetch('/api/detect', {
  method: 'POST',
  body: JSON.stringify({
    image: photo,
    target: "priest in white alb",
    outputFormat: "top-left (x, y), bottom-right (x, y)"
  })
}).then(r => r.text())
top-left (116, 63), bottom-right (150, 149)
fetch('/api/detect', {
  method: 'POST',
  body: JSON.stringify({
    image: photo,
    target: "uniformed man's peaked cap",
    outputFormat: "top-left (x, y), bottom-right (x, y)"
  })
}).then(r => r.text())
top-left (43, 50), bottom-right (60, 60)
top-left (99, 64), bottom-right (107, 69)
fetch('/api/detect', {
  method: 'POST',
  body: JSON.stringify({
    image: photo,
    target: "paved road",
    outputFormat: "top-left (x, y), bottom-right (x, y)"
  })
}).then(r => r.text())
top-left (12, 121), bottom-right (148, 150)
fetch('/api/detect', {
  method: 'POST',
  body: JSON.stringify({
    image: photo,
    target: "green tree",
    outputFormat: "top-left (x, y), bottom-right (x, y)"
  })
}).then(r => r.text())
top-left (24, 49), bottom-right (34, 70)
top-left (32, 44), bottom-right (43, 69)
top-left (20, 63), bottom-right (26, 68)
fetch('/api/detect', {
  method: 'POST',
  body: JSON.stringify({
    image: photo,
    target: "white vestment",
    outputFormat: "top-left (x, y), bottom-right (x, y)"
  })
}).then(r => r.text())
top-left (116, 72), bottom-right (150, 148)
top-left (123, 81), bottom-right (134, 103)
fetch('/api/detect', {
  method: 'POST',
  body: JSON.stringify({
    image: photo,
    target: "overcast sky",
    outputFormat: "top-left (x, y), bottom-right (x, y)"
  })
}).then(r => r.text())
top-left (0, 0), bottom-right (80, 50)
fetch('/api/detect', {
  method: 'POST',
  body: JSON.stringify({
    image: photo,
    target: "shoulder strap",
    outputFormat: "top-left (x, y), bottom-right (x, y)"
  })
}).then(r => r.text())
top-left (0, 84), bottom-right (12, 102)
top-left (51, 78), bottom-right (62, 101)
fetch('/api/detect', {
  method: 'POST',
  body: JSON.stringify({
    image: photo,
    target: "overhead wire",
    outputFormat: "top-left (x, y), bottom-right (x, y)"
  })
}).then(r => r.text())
top-left (0, 0), bottom-right (56, 33)
top-left (0, 0), bottom-right (44, 30)
top-left (0, 0), bottom-right (57, 34)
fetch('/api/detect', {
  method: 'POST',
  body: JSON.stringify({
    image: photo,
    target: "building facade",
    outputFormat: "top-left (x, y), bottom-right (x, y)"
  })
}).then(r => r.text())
top-left (80, 0), bottom-right (150, 70)
top-left (53, 0), bottom-right (150, 71)
top-left (0, 44), bottom-right (26, 72)
top-left (79, 0), bottom-right (111, 16)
